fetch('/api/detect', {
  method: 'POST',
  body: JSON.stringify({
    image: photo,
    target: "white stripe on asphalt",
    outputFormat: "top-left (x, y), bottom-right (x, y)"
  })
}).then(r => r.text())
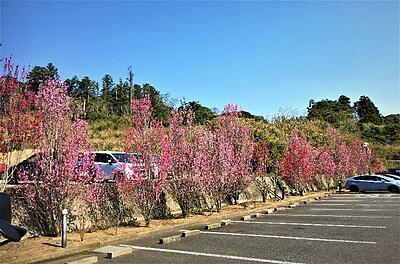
top-left (119, 245), bottom-right (306, 264)
top-left (311, 203), bottom-right (349, 206)
top-left (201, 231), bottom-right (377, 244)
top-left (323, 199), bottom-right (398, 203)
top-left (309, 208), bottom-right (394, 212)
top-left (312, 203), bottom-right (399, 206)
top-left (321, 200), bottom-right (366, 202)
top-left (332, 197), bottom-right (400, 199)
top-left (230, 220), bottom-right (386, 229)
top-left (266, 214), bottom-right (392, 219)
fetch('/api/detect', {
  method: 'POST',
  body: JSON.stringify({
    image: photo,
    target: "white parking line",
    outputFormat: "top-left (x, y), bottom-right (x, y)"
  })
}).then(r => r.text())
top-left (266, 214), bottom-right (392, 219)
top-left (332, 197), bottom-right (400, 199)
top-left (324, 199), bottom-right (399, 203)
top-left (321, 200), bottom-right (367, 202)
top-left (120, 245), bottom-right (306, 264)
top-left (201, 231), bottom-right (377, 244)
top-left (230, 220), bottom-right (387, 229)
top-left (332, 194), bottom-right (400, 197)
top-left (311, 203), bottom-right (399, 206)
top-left (309, 208), bottom-right (394, 212)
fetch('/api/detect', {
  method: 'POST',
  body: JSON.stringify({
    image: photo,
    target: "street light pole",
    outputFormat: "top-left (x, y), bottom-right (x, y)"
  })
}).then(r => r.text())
top-left (363, 142), bottom-right (371, 175)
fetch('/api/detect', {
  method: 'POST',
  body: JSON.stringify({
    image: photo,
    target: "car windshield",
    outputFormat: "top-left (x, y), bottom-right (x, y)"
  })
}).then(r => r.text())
top-left (376, 175), bottom-right (395, 182)
top-left (384, 174), bottom-right (400, 181)
top-left (112, 153), bottom-right (129, 163)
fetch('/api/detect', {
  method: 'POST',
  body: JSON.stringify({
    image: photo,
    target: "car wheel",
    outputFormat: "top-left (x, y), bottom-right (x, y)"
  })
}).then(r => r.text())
top-left (387, 185), bottom-right (399, 193)
top-left (349, 185), bottom-right (359, 192)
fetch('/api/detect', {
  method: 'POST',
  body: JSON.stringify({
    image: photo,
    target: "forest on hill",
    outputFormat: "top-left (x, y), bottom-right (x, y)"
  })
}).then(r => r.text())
top-left (27, 63), bottom-right (400, 167)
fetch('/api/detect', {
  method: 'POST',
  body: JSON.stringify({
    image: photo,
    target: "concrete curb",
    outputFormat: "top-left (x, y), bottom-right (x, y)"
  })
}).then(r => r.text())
top-left (15, 190), bottom-right (331, 264)
top-left (263, 208), bottom-right (275, 214)
top-left (93, 245), bottom-right (133, 259)
top-left (159, 235), bottom-right (182, 244)
top-left (251, 213), bottom-right (261, 218)
top-left (181, 230), bottom-right (201, 238)
top-left (205, 223), bottom-right (222, 230)
top-left (65, 256), bottom-right (98, 264)
top-left (288, 202), bottom-right (300, 208)
top-left (221, 219), bottom-right (231, 226)
top-left (241, 215), bottom-right (252, 221)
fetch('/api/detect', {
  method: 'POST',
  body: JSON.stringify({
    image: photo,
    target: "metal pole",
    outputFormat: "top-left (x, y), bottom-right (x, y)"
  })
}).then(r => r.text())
top-left (61, 208), bottom-right (68, 248)
top-left (363, 142), bottom-right (370, 175)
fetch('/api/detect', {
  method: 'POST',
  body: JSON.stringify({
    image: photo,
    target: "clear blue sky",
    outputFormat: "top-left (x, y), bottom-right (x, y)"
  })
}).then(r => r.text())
top-left (1, 0), bottom-right (399, 116)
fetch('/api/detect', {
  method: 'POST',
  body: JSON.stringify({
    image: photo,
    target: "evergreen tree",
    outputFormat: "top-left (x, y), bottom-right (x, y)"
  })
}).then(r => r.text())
top-left (28, 63), bottom-right (59, 92)
top-left (101, 74), bottom-right (114, 115)
top-left (353, 96), bottom-right (382, 124)
top-left (111, 79), bottom-right (130, 115)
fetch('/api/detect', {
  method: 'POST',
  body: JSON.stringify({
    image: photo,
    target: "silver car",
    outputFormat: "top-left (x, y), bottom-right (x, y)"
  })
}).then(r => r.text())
top-left (93, 151), bottom-right (130, 181)
top-left (345, 175), bottom-right (400, 193)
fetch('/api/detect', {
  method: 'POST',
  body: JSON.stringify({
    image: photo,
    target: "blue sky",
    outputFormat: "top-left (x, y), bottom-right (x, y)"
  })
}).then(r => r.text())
top-left (1, 0), bottom-right (399, 116)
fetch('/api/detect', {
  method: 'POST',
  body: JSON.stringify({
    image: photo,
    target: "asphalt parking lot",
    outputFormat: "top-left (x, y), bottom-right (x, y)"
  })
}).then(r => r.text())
top-left (51, 193), bottom-right (400, 264)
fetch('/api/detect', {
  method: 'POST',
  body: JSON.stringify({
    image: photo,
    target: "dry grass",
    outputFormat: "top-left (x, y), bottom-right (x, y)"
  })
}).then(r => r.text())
top-left (0, 149), bottom-right (34, 166)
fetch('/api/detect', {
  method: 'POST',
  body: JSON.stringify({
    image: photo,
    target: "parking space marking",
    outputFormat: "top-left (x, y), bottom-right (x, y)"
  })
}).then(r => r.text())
top-left (323, 199), bottom-right (398, 203)
top-left (230, 220), bottom-right (387, 229)
top-left (321, 200), bottom-right (368, 202)
top-left (311, 203), bottom-right (399, 206)
top-left (331, 197), bottom-right (400, 199)
top-left (309, 208), bottom-right (394, 212)
top-left (201, 231), bottom-right (377, 244)
top-left (331, 194), bottom-right (400, 199)
top-left (265, 214), bottom-right (392, 219)
top-left (120, 245), bottom-right (306, 264)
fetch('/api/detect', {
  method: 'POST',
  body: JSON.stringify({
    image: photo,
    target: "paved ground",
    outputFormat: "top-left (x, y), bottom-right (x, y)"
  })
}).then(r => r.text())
top-left (47, 193), bottom-right (400, 264)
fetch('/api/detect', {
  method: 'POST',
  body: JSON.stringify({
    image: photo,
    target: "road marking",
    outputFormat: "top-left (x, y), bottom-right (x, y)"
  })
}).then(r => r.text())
top-left (309, 208), bottom-right (394, 212)
top-left (323, 199), bottom-right (399, 203)
top-left (266, 214), bottom-right (392, 219)
top-left (311, 203), bottom-right (399, 206)
top-left (332, 196), bottom-right (400, 199)
top-left (230, 220), bottom-right (386, 229)
top-left (321, 200), bottom-right (366, 202)
top-left (201, 231), bottom-right (377, 244)
top-left (119, 245), bottom-right (306, 264)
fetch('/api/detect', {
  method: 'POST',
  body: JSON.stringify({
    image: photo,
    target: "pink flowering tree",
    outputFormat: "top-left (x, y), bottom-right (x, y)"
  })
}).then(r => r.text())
top-left (281, 128), bottom-right (316, 194)
top-left (123, 94), bottom-right (169, 225)
top-left (335, 143), bottom-right (352, 180)
top-left (166, 108), bottom-right (212, 216)
top-left (252, 140), bottom-right (270, 202)
top-left (348, 139), bottom-right (370, 175)
top-left (18, 80), bottom-right (100, 236)
top-left (315, 146), bottom-right (336, 189)
top-left (327, 128), bottom-right (355, 180)
top-left (370, 156), bottom-right (384, 173)
top-left (208, 104), bottom-right (253, 210)
top-left (0, 56), bottom-right (38, 191)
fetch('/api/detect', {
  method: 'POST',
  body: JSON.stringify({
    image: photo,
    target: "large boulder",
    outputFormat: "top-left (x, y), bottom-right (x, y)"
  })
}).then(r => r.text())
top-left (237, 181), bottom-right (264, 204)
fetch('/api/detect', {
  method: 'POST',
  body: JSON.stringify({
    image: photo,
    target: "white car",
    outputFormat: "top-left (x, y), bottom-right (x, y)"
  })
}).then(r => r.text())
top-left (93, 151), bottom-right (135, 181)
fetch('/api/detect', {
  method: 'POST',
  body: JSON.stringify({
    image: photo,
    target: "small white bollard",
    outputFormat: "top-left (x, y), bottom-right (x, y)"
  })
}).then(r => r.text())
top-left (62, 208), bottom-right (68, 248)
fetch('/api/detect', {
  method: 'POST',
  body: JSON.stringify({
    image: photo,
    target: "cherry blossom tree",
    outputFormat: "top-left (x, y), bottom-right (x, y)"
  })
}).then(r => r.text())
top-left (0, 56), bottom-right (38, 191)
top-left (280, 128), bottom-right (316, 194)
top-left (208, 104), bottom-right (253, 209)
top-left (370, 156), bottom-right (384, 173)
top-left (166, 108), bottom-right (211, 216)
top-left (123, 94), bottom-right (169, 225)
top-left (315, 146), bottom-right (336, 189)
top-left (18, 80), bottom-right (99, 236)
top-left (348, 139), bottom-right (369, 175)
top-left (252, 140), bottom-right (270, 202)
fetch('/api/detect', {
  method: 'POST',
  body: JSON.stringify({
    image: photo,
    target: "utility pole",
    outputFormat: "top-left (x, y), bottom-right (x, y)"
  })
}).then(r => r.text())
top-left (128, 66), bottom-right (134, 115)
